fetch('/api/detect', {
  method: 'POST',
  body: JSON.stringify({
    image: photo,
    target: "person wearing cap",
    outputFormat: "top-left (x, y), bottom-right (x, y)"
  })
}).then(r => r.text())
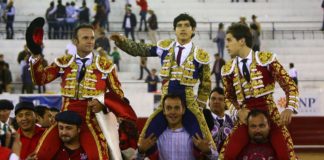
top-left (0, 99), bottom-right (14, 147)
top-left (34, 105), bottom-right (53, 128)
top-left (26, 19), bottom-right (137, 159)
top-left (52, 111), bottom-right (87, 160)
top-left (15, 101), bottom-right (45, 160)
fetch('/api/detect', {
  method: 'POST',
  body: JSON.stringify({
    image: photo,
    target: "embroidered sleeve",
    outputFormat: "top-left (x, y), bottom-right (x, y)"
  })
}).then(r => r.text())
top-left (269, 59), bottom-right (299, 112)
top-left (106, 67), bottom-right (124, 98)
top-left (222, 74), bottom-right (240, 115)
top-left (115, 38), bottom-right (157, 57)
top-left (197, 64), bottom-right (211, 108)
top-left (30, 58), bottom-right (60, 85)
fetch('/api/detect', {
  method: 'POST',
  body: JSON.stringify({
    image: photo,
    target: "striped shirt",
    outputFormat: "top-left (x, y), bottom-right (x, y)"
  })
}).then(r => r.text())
top-left (157, 127), bottom-right (195, 160)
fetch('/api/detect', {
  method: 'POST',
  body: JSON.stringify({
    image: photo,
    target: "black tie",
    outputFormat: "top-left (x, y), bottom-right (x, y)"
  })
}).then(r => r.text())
top-left (217, 118), bottom-right (224, 127)
top-left (78, 58), bottom-right (89, 83)
top-left (241, 59), bottom-right (250, 82)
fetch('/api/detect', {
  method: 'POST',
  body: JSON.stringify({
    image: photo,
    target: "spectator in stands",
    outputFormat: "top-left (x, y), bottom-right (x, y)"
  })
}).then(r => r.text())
top-left (122, 7), bottom-right (137, 41)
top-left (17, 45), bottom-right (31, 65)
top-left (239, 16), bottom-right (248, 26)
top-left (55, 0), bottom-right (67, 39)
top-left (203, 87), bottom-right (233, 153)
top-left (288, 63), bottom-right (298, 85)
top-left (250, 23), bottom-right (261, 52)
top-left (94, 4), bottom-right (107, 29)
top-left (0, 54), bottom-right (9, 69)
top-left (45, 1), bottom-right (56, 39)
top-left (4, 0), bottom-right (15, 39)
top-left (35, 105), bottom-right (53, 128)
top-left (322, 0), bottom-right (324, 31)
top-left (52, 111), bottom-right (88, 159)
top-left (213, 23), bottom-right (226, 58)
top-left (78, 0), bottom-right (90, 24)
top-left (0, 99), bottom-right (15, 148)
top-left (136, 0), bottom-right (148, 32)
top-left (211, 53), bottom-right (225, 88)
top-left (137, 39), bottom-right (150, 80)
top-left (137, 94), bottom-right (218, 159)
top-left (0, 56), bottom-right (12, 93)
top-left (145, 68), bottom-right (160, 92)
top-left (15, 102), bottom-right (45, 160)
top-left (96, 0), bottom-right (110, 31)
top-left (95, 29), bottom-right (111, 55)
top-left (238, 109), bottom-right (276, 159)
top-left (109, 46), bottom-right (121, 71)
top-left (65, 1), bottom-right (77, 39)
top-left (0, 0), bottom-right (8, 22)
top-left (21, 58), bottom-right (34, 94)
top-left (147, 9), bottom-right (158, 43)
top-left (251, 14), bottom-right (261, 33)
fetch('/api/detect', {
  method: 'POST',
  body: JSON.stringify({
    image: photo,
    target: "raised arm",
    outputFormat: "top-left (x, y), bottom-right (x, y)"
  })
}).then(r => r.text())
top-left (111, 33), bottom-right (157, 57)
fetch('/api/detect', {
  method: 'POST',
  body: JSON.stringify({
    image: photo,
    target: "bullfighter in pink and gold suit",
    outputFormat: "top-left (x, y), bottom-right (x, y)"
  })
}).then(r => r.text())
top-left (26, 18), bottom-right (137, 160)
top-left (219, 23), bottom-right (299, 160)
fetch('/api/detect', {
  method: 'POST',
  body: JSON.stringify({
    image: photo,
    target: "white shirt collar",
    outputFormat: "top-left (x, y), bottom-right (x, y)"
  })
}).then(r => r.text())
top-left (237, 49), bottom-right (253, 62)
top-left (76, 52), bottom-right (93, 60)
top-left (175, 41), bottom-right (193, 49)
top-left (211, 112), bottom-right (225, 121)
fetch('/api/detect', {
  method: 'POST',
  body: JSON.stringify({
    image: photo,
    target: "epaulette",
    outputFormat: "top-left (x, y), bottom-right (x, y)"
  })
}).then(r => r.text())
top-left (221, 58), bottom-right (236, 76)
top-left (193, 47), bottom-right (210, 64)
top-left (54, 54), bottom-right (74, 68)
top-left (157, 39), bottom-right (175, 50)
top-left (96, 55), bottom-right (115, 73)
top-left (255, 51), bottom-right (276, 66)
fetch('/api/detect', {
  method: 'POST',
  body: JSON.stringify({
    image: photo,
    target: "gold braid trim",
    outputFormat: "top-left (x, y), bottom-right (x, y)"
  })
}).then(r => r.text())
top-left (138, 107), bottom-right (163, 144)
top-left (86, 106), bottom-right (104, 160)
top-left (187, 105), bottom-right (217, 150)
top-left (193, 47), bottom-right (210, 64)
top-left (255, 51), bottom-right (276, 66)
top-left (157, 39), bottom-right (175, 50)
top-left (54, 54), bottom-right (74, 68)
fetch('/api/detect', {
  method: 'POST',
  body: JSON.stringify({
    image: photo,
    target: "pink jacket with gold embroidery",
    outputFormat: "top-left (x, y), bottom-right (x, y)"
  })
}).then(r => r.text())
top-left (221, 51), bottom-right (299, 113)
top-left (30, 53), bottom-right (136, 121)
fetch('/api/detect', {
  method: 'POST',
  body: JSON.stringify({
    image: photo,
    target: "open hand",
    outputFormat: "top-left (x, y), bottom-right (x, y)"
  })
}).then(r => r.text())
top-left (138, 133), bottom-right (157, 154)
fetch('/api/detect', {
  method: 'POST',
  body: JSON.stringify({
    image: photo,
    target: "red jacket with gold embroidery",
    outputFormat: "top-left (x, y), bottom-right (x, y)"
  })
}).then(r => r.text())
top-left (221, 51), bottom-right (299, 113)
top-left (30, 53), bottom-right (136, 121)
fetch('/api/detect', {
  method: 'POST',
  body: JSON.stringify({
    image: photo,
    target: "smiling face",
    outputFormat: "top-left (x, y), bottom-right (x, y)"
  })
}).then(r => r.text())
top-left (163, 97), bottom-right (185, 130)
top-left (175, 20), bottom-right (195, 45)
top-left (74, 28), bottom-right (95, 57)
top-left (16, 109), bottom-right (36, 132)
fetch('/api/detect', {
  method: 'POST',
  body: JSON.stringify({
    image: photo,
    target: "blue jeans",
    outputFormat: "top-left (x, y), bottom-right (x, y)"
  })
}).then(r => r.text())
top-left (139, 11), bottom-right (147, 30)
top-left (217, 39), bottom-right (225, 58)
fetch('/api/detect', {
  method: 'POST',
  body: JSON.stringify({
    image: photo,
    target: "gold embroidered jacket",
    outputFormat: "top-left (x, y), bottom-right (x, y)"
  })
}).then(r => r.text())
top-left (221, 51), bottom-right (299, 113)
top-left (116, 39), bottom-right (211, 108)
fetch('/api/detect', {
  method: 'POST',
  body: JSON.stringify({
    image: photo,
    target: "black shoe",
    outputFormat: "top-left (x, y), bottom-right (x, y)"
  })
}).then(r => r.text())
top-left (138, 28), bottom-right (142, 32)
top-left (144, 28), bottom-right (148, 32)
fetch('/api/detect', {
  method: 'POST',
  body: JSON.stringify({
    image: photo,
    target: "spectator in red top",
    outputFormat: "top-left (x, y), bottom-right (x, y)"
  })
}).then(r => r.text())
top-left (238, 109), bottom-right (277, 160)
top-left (136, 0), bottom-right (148, 31)
top-left (15, 101), bottom-right (45, 160)
top-left (53, 111), bottom-right (88, 160)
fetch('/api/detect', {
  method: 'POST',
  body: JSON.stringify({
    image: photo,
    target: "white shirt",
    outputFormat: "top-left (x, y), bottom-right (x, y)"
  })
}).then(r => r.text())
top-left (288, 68), bottom-right (297, 78)
top-left (211, 112), bottom-right (225, 122)
top-left (237, 50), bottom-right (253, 76)
top-left (125, 16), bottom-right (131, 29)
top-left (174, 41), bottom-right (193, 65)
top-left (75, 53), bottom-right (93, 72)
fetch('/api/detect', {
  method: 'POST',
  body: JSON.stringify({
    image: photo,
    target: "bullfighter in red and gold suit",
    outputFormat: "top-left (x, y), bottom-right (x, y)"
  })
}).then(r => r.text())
top-left (26, 18), bottom-right (137, 160)
top-left (219, 24), bottom-right (298, 160)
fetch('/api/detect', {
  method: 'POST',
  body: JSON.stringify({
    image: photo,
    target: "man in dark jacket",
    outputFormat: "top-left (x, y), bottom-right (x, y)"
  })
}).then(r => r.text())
top-left (122, 8), bottom-right (137, 41)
